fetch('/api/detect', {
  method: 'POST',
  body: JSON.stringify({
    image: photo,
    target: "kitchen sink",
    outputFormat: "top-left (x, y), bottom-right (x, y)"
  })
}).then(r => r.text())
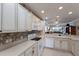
top-left (31, 37), bottom-right (41, 41)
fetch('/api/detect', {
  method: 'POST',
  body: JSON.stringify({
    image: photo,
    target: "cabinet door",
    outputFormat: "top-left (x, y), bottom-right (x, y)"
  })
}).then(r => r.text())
top-left (32, 15), bottom-right (39, 30)
top-left (54, 39), bottom-right (60, 49)
top-left (0, 3), bottom-right (2, 31)
top-left (73, 41), bottom-right (79, 56)
top-left (33, 44), bottom-right (38, 56)
top-left (70, 40), bottom-right (75, 55)
top-left (76, 42), bottom-right (79, 56)
top-left (25, 48), bottom-right (33, 56)
top-left (19, 52), bottom-right (25, 56)
top-left (77, 47), bottom-right (79, 56)
top-left (18, 4), bottom-right (27, 32)
top-left (38, 39), bottom-right (44, 56)
top-left (25, 44), bottom-right (38, 56)
top-left (61, 40), bottom-right (68, 50)
top-left (45, 37), bottom-right (54, 48)
top-left (38, 21), bottom-right (44, 31)
top-left (2, 3), bottom-right (17, 32)
top-left (26, 11), bottom-right (32, 31)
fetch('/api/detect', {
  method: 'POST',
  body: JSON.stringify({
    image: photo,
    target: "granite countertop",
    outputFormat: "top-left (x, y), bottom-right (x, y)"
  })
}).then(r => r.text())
top-left (70, 35), bottom-right (79, 40)
top-left (0, 40), bottom-right (37, 56)
top-left (45, 34), bottom-right (79, 40)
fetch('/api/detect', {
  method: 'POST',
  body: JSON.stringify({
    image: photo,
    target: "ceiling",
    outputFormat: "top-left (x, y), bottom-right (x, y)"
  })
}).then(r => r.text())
top-left (24, 3), bottom-right (79, 26)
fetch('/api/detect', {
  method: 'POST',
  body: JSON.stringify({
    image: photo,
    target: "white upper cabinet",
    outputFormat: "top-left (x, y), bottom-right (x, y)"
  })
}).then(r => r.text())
top-left (26, 11), bottom-right (32, 31)
top-left (32, 15), bottom-right (39, 30)
top-left (18, 4), bottom-right (27, 32)
top-left (32, 15), bottom-right (43, 31)
top-left (2, 3), bottom-right (17, 32)
top-left (0, 3), bottom-right (38, 32)
top-left (38, 21), bottom-right (44, 31)
top-left (0, 4), bottom-right (2, 31)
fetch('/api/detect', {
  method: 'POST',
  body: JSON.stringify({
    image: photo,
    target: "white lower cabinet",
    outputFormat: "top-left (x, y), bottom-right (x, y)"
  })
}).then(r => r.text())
top-left (45, 37), bottom-right (55, 48)
top-left (24, 47), bottom-right (33, 56)
top-left (24, 44), bottom-right (38, 56)
top-left (77, 47), bottom-right (79, 56)
top-left (44, 37), bottom-right (70, 51)
top-left (61, 40), bottom-right (69, 50)
top-left (32, 44), bottom-right (38, 56)
top-left (54, 39), bottom-right (60, 49)
top-left (19, 52), bottom-right (25, 56)
top-left (54, 38), bottom-right (69, 51)
top-left (70, 40), bottom-right (75, 55)
top-left (71, 40), bottom-right (79, 56)
top-left (38, 39), bottom-right (44, 56)
top-left (18, 43), bottom-right (38, 56)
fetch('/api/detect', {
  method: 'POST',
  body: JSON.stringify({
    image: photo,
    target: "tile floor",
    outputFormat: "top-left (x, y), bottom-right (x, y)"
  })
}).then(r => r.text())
top-left (42, 48), bottom-right (73, 56)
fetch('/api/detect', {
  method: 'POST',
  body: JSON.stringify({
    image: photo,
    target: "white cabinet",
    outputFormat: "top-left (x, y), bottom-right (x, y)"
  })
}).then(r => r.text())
top-left (45, 37), bottom-right (54, 48)
top-left (54, 39), bottom-right (61, 49)
top-left (32, 44), bottom-right (38, 56)
top-left (32, 15), bottom-right (41, 30)
top-left (54, 38), bottom-right (69, 51)
top-left (0, 3), bottom-right (2, 31)
top-left (61, 40), bottom-right (69, 50)
top-left (26, 11), bottom-right (32, 31)
top-left (38, 39), bottom-right (44, 56)
top-left (18, 43), bottom-right (38, 56)
top-left (44, 37), bottom-right (70, 51)
top-left (24, 44), bottom-right (38, 56)
top-left (24, 47), bottom-right (33, 56)
top-left (71, 40), bottom-right (79, 56)
top-left (69, 40), bottom-right (75, 54)
top-left (0, 3), bottom-right (39, 32)
top-left (37, 20), bottom-right (43, 31)
top-left (77, 47), bottom-right (79, 56)
top-left (2, 3), bottom-right (17, 32)
top-left (19, 52), bottom-right (25, 56)
top-left (18, 4), bottom-right (27, 32)
top-left (70, 40), bottom-right (77, 55)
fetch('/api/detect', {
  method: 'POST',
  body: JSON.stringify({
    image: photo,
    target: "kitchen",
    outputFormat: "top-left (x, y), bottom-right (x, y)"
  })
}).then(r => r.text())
top-left (0, 3), bottom-right (79, 56)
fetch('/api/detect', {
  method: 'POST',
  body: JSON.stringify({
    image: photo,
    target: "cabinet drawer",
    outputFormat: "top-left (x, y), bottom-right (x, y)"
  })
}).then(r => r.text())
top-left (33, 44), bottom-right (38, 56)
top-left (24, 47), bottom-right (33, 56)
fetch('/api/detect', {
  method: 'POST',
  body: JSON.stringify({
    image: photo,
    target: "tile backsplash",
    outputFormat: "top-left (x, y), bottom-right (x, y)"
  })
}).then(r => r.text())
top-left (0, 32), bottom-right (28, 51)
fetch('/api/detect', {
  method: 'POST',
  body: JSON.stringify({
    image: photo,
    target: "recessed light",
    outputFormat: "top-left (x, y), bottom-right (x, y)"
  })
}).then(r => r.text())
top-left (55, 21), bottom-right (58, 24)
top-left (45, 17), bottom-right (48, 19)
top-left (68, 11), bottom-right (72, 15)
top-left (56, 16), bottom-right (60, 18)
top-left (41, 10), bottom-right (45, 14)
top-left (58, 6), bottom-right (63, 10)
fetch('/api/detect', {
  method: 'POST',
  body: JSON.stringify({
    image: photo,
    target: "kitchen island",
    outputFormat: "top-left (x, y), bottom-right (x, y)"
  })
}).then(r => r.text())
top-left (45, 33), bottom-right (79, 56)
